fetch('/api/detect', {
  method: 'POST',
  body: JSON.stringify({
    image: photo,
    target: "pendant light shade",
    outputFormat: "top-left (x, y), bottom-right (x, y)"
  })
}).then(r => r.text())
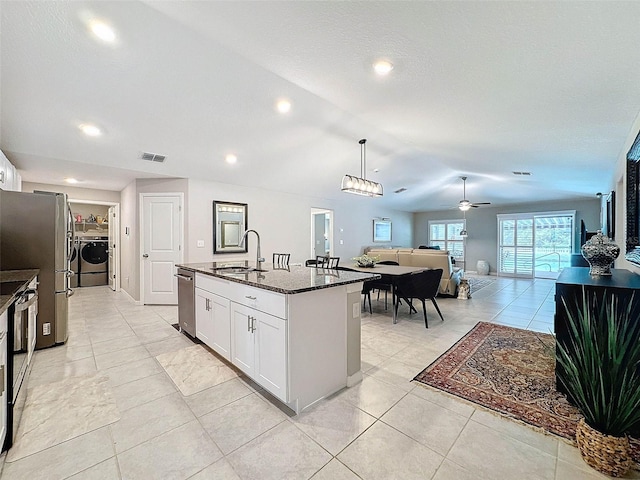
top-left (341, 139), bottom-right (383, 197)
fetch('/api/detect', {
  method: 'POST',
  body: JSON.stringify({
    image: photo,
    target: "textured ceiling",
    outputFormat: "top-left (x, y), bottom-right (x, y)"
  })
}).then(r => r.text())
top-left (2, 1), bottom-right (640, 211)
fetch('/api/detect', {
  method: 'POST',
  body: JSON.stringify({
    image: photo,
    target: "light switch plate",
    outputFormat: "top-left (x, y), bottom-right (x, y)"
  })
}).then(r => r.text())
top-left (197, 240), bottom-right (205, 248)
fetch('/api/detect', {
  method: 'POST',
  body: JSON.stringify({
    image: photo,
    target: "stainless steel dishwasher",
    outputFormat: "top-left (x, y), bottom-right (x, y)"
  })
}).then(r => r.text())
top-left (175, 268), bottom-right (196, 337)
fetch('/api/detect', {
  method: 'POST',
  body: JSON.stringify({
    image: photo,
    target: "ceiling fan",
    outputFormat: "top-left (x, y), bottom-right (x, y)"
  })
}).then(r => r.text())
top-left (457, 176), bottom-right (491, 211)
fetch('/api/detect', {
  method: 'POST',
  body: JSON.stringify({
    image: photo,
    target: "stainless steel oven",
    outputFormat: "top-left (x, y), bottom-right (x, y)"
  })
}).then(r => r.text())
top-left (5, 280), bottom-right (37, 451)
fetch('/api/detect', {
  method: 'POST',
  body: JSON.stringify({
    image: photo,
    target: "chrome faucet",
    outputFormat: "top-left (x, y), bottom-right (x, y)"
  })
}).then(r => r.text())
top-left (240, 229), bottom-right (264, 270)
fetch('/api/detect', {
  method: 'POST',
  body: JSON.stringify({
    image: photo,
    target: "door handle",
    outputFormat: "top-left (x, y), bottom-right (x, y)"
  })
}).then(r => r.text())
top-left (251, 316), bottom-right (256, 333)
top-left (247, 315), bottom-right (251, 332)
top-left (143, 254), bottom-right (149, 258)
top-left (205, 298), bottom-right (210, 311)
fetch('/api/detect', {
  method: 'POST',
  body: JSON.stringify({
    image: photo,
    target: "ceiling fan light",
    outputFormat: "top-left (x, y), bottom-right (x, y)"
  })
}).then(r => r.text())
top-left (459, 204), bottom-right (471, 211)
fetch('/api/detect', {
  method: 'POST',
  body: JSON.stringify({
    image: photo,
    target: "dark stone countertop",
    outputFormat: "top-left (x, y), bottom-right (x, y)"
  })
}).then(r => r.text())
top-left (0, 269), bottom-right (39, 316)
top-left (177, 262), bottom-right (379, 294)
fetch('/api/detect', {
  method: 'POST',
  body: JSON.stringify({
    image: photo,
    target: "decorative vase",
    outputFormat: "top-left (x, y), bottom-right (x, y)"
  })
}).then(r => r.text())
top-left (575, 418), bottom-right (632, 477)
top-left (476, 260), bottom-right (489, 276)
top-left (581, 230), bottom-right (620, 276)
top-left (457, 278), bottom-right (471, 299)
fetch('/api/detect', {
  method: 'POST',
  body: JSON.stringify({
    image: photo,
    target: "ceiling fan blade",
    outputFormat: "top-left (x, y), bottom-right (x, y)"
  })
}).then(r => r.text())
top-left (473, 202), bottom-right (491, 205)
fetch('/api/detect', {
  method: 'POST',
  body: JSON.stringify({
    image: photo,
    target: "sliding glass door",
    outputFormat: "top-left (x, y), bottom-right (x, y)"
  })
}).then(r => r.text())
top-left (498, 217), bottom-right (533, 277)
top-left (498, 211), bottom-right (575, 279)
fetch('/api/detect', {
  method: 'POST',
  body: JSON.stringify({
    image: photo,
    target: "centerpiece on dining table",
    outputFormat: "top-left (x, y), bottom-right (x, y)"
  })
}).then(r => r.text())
top-left (352, 254), bottom-right (380, 268)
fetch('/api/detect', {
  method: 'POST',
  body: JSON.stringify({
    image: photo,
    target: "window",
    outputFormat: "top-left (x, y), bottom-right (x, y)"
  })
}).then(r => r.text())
top-left (428, 220), bottom-right (465, 260)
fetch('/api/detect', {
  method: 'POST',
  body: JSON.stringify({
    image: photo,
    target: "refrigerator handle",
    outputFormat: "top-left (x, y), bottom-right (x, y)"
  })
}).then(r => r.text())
top-left (66, 288), bottom-right (74, 298)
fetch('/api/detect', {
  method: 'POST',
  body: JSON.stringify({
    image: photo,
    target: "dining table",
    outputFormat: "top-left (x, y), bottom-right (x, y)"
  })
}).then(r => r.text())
top-left (343, 264), bottom-right (430, 324)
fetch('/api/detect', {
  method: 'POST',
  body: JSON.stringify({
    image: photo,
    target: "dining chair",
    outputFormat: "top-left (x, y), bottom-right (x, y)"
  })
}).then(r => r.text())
top-left (369, 260), bottom-right (398, 309)
top-left (316, 255), bottom-right (340, 268)
top-left (393, 269), bottom-right (444, 328)
top-left (273, 253), bottom-right (290, 267)
top-left (362, 282), bottom-right (374, 314)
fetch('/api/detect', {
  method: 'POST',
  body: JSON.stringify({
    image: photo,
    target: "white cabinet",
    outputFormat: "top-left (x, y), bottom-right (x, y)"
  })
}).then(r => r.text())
top-left (0, 152), bottom-right (8, 190)
top-left (0, 150), bottom-right (21, 191)
top-left (195, 287), bottom-right (231, 361)
top-left (231, 302), bottom-right (287, 402)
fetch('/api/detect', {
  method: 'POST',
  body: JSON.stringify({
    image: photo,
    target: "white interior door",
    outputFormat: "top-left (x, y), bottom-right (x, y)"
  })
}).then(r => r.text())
top-left (141, 194), bottom-right (183, 304)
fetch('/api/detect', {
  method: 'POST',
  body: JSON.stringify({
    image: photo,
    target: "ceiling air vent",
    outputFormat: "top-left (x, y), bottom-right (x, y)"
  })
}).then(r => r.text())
top-left (394, 187), bottom-right (407, 194)
top-left (140, 152), bottom-right (166, 163)
top-left (512, 171), bottom-right (532, 176)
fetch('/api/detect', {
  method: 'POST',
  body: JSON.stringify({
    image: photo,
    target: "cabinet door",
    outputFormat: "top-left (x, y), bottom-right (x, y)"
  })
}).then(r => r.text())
top-left (0, 152), bottom-right (7, 190)
top-left (209, 292), bottom-right (231, 361)
top-left (196, 289), bottom-right (231, 360)
top-left (5, 163), bottom-right (15, 191)
top-left (231, 303), bottom-right (254, 376)
top-left (255, 311), bottom-right (287, 402)
top-left (195, 289), bottom-right (213, 344)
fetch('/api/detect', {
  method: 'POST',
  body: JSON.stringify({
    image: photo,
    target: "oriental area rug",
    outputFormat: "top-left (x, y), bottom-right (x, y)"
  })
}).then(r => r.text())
top-left (413, 322), bottom-right (640, 468)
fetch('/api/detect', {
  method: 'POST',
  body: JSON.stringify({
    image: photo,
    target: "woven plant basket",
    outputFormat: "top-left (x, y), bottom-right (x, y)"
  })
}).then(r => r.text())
top-left (576, 418), bottom-right (632, 477)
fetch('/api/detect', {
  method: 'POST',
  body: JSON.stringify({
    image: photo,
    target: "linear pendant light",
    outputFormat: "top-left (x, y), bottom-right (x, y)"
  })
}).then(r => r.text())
top-left (341, 138), bottom-right (383, 197)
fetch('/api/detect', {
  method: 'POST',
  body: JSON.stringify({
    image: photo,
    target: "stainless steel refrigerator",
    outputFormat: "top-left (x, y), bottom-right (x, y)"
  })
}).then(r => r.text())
top-left (0, 191), bottom-right (74, 348)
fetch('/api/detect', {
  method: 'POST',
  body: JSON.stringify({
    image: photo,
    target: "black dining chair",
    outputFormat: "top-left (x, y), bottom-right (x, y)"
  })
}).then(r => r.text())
top-left (362, 282), bottom-right (374, 314)
top-left (369, 260), bottom-right (398, 309)
top-left (273, 253), bottom-right (290, 267)
top-left (316, 255), bottom-right (340, 268)
top-left (394, 269), bottom-right (444, 328)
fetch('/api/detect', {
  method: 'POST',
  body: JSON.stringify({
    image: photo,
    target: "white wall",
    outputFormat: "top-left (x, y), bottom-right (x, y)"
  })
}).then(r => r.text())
top-left (613, 110), bottom-right (640, 273)
top-left (120, 180), bottom-right (137, 298)
top-left (186, 178), bottom-right (412, 265)
top-left (413, 198), bottom-right (601, 274)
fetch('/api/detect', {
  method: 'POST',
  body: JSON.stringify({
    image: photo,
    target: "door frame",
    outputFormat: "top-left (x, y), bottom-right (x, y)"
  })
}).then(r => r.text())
top-left (310, 208), bottom-right (334, 258)
top-left (69, 199), bottom-right (120, 291)
top-left (139, 192), bottom-right (184, 305)
top-left (497, 210), bottom-right (576, 279)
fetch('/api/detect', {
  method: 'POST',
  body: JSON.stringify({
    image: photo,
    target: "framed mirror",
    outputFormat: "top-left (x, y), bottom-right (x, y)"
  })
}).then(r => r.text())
top-left (213, 201), bottom-right (248, 254)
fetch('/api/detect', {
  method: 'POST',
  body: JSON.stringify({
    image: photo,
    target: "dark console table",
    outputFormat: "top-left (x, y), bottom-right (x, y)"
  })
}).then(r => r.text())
top-left (555, 267), bottom-right (640, 393)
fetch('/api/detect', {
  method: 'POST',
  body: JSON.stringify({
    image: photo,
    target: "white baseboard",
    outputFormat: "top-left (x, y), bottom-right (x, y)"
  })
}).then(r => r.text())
top-left (121, 289), bottom-right (142, 305)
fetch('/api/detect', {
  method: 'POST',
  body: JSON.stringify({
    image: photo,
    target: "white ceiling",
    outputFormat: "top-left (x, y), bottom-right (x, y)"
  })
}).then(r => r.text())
top-left (2, 1), bottom-right (640, 211)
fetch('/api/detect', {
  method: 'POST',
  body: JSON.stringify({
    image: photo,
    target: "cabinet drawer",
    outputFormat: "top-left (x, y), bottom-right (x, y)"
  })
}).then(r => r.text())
top-left (196, 273), bottom-right (231, 298)
top-left (231, 285), bottom-right (287, 319)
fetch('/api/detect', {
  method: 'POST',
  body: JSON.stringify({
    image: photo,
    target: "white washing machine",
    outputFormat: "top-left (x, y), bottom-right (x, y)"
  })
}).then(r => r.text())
top-left (79, 236), bottom-right (109, 287)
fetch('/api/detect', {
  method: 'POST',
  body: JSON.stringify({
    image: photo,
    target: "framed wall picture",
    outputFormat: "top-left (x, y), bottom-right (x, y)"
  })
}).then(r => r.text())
top-left (373, 219), bottom-right (392, 242)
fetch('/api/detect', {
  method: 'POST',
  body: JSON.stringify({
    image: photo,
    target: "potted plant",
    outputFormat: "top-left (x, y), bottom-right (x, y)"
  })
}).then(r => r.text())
top-left (555, 290), bottom-right (640, 477)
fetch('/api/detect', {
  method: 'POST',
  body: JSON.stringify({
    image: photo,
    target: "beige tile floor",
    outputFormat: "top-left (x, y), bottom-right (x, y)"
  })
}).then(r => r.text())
top-left (0, 275), bottom-right (637, 479)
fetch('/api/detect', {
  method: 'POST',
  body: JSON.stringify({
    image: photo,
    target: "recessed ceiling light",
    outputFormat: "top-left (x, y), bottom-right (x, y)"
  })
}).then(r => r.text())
top-left (276, 99), bottom-right (292, 114)
top-left (373, 60), bottom-right (394, 76)
top-left (65, 178), bottom-right (79, 184)
top-left (89, 20), bottom-right (116, 43)
top-left (225, 154), bottom-right (238, 164)
top-left (79, 124), bottom-right (102, 137)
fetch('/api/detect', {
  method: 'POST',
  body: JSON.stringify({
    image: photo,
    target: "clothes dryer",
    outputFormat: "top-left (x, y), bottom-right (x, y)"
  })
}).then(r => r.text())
top-left (79, 236), bottom-right (108, 286)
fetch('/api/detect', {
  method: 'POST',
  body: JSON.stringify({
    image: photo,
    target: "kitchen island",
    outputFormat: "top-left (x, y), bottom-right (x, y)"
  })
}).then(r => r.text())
top-left (176, 262), bottom-right (379, 413)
